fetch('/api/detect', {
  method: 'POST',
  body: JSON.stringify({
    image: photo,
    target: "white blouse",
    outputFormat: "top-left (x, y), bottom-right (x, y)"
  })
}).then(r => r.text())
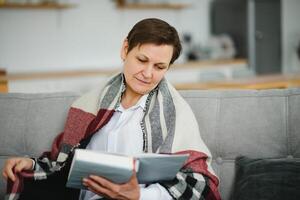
top-left (80, 94), bottom-right (172, 200)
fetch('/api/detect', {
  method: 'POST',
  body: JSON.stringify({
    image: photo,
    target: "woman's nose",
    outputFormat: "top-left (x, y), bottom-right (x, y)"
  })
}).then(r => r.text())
top-left (142, 65), bottom-right (153, 78)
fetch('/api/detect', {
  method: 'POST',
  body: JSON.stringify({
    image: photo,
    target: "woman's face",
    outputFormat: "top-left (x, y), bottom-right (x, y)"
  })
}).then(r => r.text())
top-left (121, 40), bottom-right (173, 97)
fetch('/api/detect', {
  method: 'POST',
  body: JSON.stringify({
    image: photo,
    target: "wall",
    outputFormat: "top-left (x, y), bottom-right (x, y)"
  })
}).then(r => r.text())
top-left (1, 0), bottom-right (299, 74)
top-left (282, 0), bottom-right (300, 73)
top-left (0, 0), bottom-right (212, 73)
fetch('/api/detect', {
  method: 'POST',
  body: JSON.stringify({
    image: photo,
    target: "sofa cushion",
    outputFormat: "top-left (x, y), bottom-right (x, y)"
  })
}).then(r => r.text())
top-left (180, 88), bottom-right (300, 200)
top-left (0, 92), bottom-right (78, 157)
top-left (232, 156), bottom-right (300, 200)
top-left (0, 92), bottom-right (79, 198)
top-left (289, 93), bottom-right (300, 157)
top-left (0, 156), bottom-right (8, 198)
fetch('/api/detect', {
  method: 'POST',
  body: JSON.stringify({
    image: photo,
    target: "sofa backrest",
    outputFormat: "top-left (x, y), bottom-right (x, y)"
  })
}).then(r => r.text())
top-left (0, 92), bottom-right (78, 198)
top-left (1, 88), bottom-right (300, 199)
top-left (180, 88), bottom-right (300, 199)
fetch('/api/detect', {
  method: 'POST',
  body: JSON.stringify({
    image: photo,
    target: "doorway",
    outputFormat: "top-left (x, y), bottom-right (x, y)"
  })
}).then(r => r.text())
top-left (249, 0), bottom-right (282, 74)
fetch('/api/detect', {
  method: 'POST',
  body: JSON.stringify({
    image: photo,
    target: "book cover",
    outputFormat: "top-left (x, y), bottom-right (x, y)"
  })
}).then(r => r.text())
top-left (135, 153), bottom-right (189, 184)
top-left (66, 149), bottom-right (188, 190)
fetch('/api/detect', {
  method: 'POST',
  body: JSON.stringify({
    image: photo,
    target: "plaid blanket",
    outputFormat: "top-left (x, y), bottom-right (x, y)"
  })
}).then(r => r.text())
top-left (6, 73), bottom-right (221, 200)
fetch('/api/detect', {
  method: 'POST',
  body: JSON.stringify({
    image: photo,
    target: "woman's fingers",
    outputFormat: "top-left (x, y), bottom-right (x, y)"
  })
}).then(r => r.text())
top-left (2, 157), bottom-right (33, 182)
top-left (14, 160), bottom-right (27, 173)
top-left (88, 175), bottom-right (115, 190)
top-left (3, 159), bottom-right (17, 181)
top-left (83, 177), bottom-right (116, 198)
top-left (83, 173), bottom-right (140, 200)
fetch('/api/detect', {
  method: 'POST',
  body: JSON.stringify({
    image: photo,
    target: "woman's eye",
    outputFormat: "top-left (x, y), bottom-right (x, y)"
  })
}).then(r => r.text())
top-left (138, 58), bottom-right (147, 63)
top-left (156, 66), bottom-right (165, 70)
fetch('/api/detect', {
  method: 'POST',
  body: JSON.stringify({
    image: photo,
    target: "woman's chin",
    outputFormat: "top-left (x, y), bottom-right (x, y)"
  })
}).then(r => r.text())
top-left (132, 87), bottom-right (152, 95)
top-left (136, 90), bottom-right (150, 95)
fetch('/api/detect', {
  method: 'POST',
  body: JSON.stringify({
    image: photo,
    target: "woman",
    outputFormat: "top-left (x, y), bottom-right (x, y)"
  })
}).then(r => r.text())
top-left (3, 18), bottom-right (220, 200)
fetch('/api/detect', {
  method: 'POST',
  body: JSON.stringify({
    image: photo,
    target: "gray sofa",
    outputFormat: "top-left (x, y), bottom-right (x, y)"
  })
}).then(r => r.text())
top-left (1, 88), bottom-right (300, 199)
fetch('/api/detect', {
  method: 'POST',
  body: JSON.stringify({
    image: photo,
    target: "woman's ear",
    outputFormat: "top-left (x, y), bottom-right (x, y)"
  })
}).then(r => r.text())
top-left (121, 39), bottom-right (129, 61)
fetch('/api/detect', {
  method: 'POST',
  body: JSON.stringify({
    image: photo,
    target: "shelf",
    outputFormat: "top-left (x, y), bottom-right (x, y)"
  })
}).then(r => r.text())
top-left (0, 69), bottom-right (120, 81)
top-left (0, 68), bottom-right (7, 93)
top-left (174, 73), bottom-right (300, 90)
top-left (114, 0), bottom-right (189, 10)
top-left (172, 59), bottom-right (247, 69)
top-left (0, 2), bottom-right (75, 9)
top-left (0, 59), bottom-right (247, 82)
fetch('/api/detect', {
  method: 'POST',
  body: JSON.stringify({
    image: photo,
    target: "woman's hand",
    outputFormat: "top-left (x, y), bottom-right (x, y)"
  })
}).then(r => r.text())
top-left (2, 157), bottom-right (33, 182)
top-left (83, 170), bottom-right (140, 200)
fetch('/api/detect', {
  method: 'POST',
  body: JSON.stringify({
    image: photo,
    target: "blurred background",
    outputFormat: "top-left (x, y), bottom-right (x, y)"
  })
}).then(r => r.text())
top-left (0, 0), bottom-right (300, 93)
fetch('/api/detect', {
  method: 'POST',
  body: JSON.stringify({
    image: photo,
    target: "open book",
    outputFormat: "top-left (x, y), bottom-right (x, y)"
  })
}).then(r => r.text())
top-left (66, 149), bottom-right (189, 189)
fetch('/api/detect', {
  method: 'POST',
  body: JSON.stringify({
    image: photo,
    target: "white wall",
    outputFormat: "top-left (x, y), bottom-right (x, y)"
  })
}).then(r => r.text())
top-left (0, 0), bottom-right (212, 73)
top-left (282, 0), bottom-right (300, 73)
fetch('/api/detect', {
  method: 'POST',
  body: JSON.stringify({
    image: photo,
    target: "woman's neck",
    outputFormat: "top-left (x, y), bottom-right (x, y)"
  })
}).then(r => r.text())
top-left (121, 90), bottom-right (142, 109)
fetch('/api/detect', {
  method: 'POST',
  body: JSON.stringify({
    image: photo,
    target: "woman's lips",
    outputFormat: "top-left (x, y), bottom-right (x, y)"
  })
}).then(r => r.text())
top-left (136, 77), bottom-right (150, 84)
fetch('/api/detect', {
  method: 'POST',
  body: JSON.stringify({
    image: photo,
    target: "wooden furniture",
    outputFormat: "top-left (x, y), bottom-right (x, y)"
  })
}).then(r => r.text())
top-left (174, 73), bottom-right (300, 90)
top-left (171, 58), bottom-right (246, 69)
top-left (0, 2), bottom-right (75, 9)
top-left (0, 69), bottom-right (7, 93)
top-left (4, 60), bottom-right (299, 92)
top-left (114, 0), bottom-right (189, 10)
top-left (2, 59), bottom-right (246, 82)
top-left (1, 59), bottom-right (248, 93)
top-left (1, 69), bottom-right (118, 81)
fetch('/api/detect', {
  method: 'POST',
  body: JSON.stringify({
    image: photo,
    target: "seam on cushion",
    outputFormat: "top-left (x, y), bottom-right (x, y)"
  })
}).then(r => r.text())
top-left (286, 95), bottom-right (291, 156)
top-left (179, 93), bottom-right (300, 99)
top-left (214, 96), bottom-right (222, 196)
top-left (0, 95), bottom-right (78, 101)
top-left (22, 99), bottom-right (30, 155)
top-left (284, 97), bottom-right (290, 155)
top-left (179, 91), bottom-right (300, 99)
top-left (215, 97), bottom-right (222, 157)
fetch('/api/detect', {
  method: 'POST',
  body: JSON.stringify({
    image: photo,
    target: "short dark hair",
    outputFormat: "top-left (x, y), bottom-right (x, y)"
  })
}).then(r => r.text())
top-left (126, 18), bottom-right (182, 65)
